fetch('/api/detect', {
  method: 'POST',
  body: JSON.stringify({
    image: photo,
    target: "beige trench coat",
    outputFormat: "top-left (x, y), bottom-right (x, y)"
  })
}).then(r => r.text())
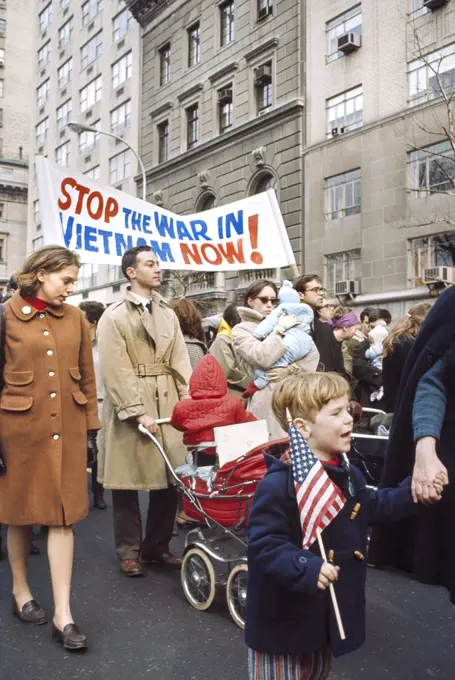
top-left (97, 290), bottom-right (191, 491)
top-left (232, 307), bottom-right (319, 440)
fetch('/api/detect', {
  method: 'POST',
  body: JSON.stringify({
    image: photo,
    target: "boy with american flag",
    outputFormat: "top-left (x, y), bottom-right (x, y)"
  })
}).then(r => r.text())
top-left (245, 372), bottom-right (442, 680)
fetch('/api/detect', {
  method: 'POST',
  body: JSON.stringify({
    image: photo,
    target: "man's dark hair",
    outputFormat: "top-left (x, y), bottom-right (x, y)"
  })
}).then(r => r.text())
top-left (359, 306), bottom-right (377, 323)
top-left (367, 309), bottom-right (381, 325)
top-left (293, 274), bottom-right (322, 294)
top-left (79, 301), bottom-right (105, 325)
top-left (6, 275), bottom-right (18, 292)
top-left (378, 308), bottom-right (392, 325)
top-left (121, 245), bottom-right (153, 280)
top-left (223, 303), bottom-right (241, 329)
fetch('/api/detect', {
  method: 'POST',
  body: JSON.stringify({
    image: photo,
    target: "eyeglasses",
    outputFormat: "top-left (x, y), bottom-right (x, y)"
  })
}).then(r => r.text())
top-left (255, 296), bottom-right (279, 306)
top-left (306, 286), bottom-right (326, 295)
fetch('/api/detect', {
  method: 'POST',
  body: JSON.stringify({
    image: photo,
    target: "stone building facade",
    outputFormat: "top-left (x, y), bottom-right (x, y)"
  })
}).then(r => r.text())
top-left (127, 0), bottom-right (304, 311)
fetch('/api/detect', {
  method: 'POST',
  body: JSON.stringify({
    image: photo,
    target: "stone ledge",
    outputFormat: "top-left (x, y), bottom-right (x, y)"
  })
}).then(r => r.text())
top-left (150, 101), bottom-right (173, 119)
top-left (177, 83), bottom-right (204, 102)
top-left (245, 38), bottom-right (279, 63)
top-left (208, 62), bottom-right (239, 83)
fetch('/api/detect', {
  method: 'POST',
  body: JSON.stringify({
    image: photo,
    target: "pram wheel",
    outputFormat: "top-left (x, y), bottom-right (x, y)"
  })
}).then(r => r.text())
top-left (181, 547), bottom-right (216, 611)
top-left (226, 563), bottom-right (248, 629)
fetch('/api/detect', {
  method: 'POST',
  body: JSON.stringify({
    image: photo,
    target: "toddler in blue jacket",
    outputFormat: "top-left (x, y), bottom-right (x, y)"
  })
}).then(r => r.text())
top-left (245, 372), bottom-right (442, 680)
top-left (252, 281), bottom-right (314, 389)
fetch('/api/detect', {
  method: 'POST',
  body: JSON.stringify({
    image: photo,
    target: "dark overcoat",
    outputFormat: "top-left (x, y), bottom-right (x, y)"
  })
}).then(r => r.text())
top-left (245, 453), bottom-right (414, 658)
top-left (0, 294), bottom-right (100, 526)
top-left (370, 286), bottom-right (455, 602)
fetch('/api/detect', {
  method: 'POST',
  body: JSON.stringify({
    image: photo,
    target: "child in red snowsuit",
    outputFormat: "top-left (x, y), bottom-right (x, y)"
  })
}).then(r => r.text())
top-left (171, 355), bottom-right (256, 465)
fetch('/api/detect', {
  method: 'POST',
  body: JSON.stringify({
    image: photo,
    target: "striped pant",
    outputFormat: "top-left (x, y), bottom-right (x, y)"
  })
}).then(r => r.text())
top-left (248, 646), bottom-right (332, 680)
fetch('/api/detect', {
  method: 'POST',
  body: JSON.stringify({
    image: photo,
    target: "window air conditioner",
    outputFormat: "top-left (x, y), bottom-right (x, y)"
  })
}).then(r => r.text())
top-left (218, 88), bottom-right (233, 103)
top-left (335, 280), bottom-right (360, 296)
top-left (424, 266), bottom-right (454, 284)
top-left (258, 4), bottom-right (273, 20)
top-left (331, 127), bottom-right (345, 136)
top-left (254, 64), bottom-right (272, 84)
top-left (337, 32), bottom-right (361, 54)
top-left (423, 0), bottom-right (449, 10)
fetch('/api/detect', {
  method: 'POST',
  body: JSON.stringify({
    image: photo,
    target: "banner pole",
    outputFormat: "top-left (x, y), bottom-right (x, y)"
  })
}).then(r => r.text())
top-left (290, 263), bottom-right (300, 279)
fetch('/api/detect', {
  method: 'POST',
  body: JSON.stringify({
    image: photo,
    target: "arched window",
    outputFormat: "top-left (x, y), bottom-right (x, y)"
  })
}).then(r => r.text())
top-left (196, 191), bottom-right (216, 211)
top-left (249, 170), bottom-right (278, 196)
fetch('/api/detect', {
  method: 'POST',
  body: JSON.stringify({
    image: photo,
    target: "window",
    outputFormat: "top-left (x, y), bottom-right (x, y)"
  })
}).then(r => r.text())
top-left (80, 75), bottom-right (102, 112)
top-left (37, 80), bottom-right (50, 108)
top-left (0, 49), bottom-right (4, 67)
top-left (56, 141), bottom-right (71, 167)
top-left (79, 120), bottom-right (100, 154)
top-left (218, 86), bottom-right (233, 133)
top-left (113, 8), bottom-right (132, 42)
top-left (0, 19), bottom-right (6, 36)
top-left (326, 169), bottom-right (361, 219)
top-left (159, 44), bottom-right (171, 86)
top-left (36, 118), bottom-right (49, 145)
top-left (186, 104), bottom-right (199, 149)
top-left (78, 263), bottom-right (99, 289)
top-left (220, 1), bottom-right (235, 46)
top-left (326, 6), bottom-right (362, 62)
top-left (410, 141), bottom-right (455, 195)
top-left (0, 80), bottom-right (3, 98)
top-left (39, 4), bottom-right (52, 33)
top-left (108, 264), bottom-right (122, 282)
top-left (81, 32), bottom-right (103, 69)
top-left (58, 58), bottom-right (73, 89)
top-left (410, 0), bottom-right (430, 18)
top-left (82, 0), bottom-right (103, 26)
top-left (197, 192), bottom-right (216, 211)
top-left (257, 0), bottom-right (273, 20)
top-left (157, 120), bottom-right (169, 163)
top-left (61, 0), bottom-right (70, 8)
top-left (327, 85), bottom-right (363, 134)
top-left (408, 43), bottom-right (455, 105)
top-left (38, 42), bottom-right (51, 69)
top-left (109, 150), bottom-right (130, 184)
top-left (0, 236), bottom-right (6, 263)
top-left (188, 23), bottom-right (200, 67)
top-left (59, 18), bottom-right (73, 48)
top-left (325, 250), bottom-right (361, 296)
top-left (33, 237), bottom-right (44, 252)
top-left (0, 203), bottom-right (4, 219)
top-left (84, 165), bottom-right (100, 181)
top-left (34, 199), bottom-right (40, 226)
top-left (112, 51), bottom-right (132, 89)
top-left (56, 99), bottom-right (72, 129)
top-left (250, 171), bottom-right (277, 195)
top-left (110, 100), bottom-right (131, 134)
top-left (255, 62), bottom-right (273, 114)
top-left (409, 233), bottom-right (455, 287)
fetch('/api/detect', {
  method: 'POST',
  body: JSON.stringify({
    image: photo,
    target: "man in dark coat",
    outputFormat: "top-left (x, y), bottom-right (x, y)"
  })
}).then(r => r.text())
top-left (293, 275), bottom-right (345, 375)
top-left (370, 285), bottom-right (455, 600)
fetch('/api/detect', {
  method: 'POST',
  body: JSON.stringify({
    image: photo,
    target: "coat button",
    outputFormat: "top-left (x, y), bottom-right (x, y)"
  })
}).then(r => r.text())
top-left (39, 314), bottom-right (45, 319)
top-left (49, 371), bottom-right (55, 377)
top-left (47, 350), bottom-right (53, 356)
top-left (44, 331), bottom-right (49, 336)
top-left (50, 392), bottom-right (56, 398)
top-left (53, 434), bottom-right (59, 440)
top-left (21, 305), bottom-right (32, 315)
top-left (299, 556), bottom-right (306, 565)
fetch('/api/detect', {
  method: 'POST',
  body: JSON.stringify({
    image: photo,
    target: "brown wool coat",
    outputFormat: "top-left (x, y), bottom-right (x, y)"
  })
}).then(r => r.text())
top-left (0, 294), bottom-right (100, 526)
top-left (96, 289), bottom-right (192, 491)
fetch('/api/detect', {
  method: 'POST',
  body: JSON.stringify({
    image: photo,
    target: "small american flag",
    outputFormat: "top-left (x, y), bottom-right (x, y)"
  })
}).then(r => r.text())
top-left (289, 424), bottom-right (346, 549)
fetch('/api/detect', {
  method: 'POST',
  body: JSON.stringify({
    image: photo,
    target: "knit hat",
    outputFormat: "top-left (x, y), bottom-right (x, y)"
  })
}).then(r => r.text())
top-left (278, 280), bottom-right (300, 304)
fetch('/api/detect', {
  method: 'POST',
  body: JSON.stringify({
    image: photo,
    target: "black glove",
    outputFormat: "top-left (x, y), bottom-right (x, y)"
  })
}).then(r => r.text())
top-left (87, 430), bottom-right (98, 468)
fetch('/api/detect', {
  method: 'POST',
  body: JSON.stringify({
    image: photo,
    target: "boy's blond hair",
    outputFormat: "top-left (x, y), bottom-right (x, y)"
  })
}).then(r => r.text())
top-left (272, 372), bottom-right (350, 431)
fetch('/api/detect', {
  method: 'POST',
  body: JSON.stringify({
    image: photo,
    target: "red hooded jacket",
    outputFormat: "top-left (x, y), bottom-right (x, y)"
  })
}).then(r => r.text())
top-left (171, 355), bottom-right (256, 446)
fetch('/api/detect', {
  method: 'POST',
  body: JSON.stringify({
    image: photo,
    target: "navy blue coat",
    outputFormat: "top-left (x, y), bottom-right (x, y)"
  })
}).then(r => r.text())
top-left (245, 453), bottom-right (414, 658)
top-left (370, 285), bottom-right (455, 601)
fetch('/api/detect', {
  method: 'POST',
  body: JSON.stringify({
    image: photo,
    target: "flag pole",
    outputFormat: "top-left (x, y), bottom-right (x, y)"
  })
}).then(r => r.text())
top-left (316, 529), bottom-right (346, 641)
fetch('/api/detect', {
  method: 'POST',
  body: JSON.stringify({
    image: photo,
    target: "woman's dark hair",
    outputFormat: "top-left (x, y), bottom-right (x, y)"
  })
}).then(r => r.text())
top-left (171, 298), bottom-right (205, 342)
top-left (223, 303), bottom-right (241, 328)
top-left (16, 245), bottom-right (80, 298)
top-left (79, 300), bottom-right (105, 325)
top-left (243, 279), bottom-right (278, 307)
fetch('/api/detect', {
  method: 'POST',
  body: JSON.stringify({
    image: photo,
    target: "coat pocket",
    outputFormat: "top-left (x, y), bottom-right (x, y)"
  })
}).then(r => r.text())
top-left (69, 367), bottom-right (82, 381)
top-left (0, 395), bottom-right (34, 411)
top-left (4, 370), bottom-right (33, 386)
top-left (72, 390), bottom-right (88, 406)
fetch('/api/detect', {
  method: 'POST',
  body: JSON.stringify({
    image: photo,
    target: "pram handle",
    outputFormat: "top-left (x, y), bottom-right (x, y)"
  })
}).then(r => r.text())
top-left (138, 424), bottom-right (181, 485)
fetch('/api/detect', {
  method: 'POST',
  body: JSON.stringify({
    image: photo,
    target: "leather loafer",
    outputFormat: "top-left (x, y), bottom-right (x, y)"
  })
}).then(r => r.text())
top-left (120, 559), bottom-right (145, 577)
top-left (52, 622), bottom-right (87, 651)
top-left (12, 597), bottom-right (47, 625)
top-left (141, 552), bottom-right (182, 570)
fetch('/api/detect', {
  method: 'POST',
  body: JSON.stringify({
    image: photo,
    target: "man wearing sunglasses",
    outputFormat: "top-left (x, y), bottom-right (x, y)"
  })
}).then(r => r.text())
top-left (293, 274), bottom-right (346, 376)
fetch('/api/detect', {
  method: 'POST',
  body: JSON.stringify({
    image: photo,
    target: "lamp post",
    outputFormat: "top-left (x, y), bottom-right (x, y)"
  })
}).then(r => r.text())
top-left (66, 121), bottom-right (147, 202)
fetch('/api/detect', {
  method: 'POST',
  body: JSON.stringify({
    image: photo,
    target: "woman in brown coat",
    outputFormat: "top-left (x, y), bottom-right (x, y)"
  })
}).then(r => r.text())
top-left (0, 245), bottom-right (100, 651)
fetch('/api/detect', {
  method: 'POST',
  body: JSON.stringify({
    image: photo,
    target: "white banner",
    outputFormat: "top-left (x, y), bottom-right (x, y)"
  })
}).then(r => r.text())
top-left (35, 156), bottom-right (296, 272)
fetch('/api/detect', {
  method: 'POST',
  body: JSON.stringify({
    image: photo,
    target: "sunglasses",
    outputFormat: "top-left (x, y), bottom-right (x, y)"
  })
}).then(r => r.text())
top-left (255, 296), bottom-right (279, 306)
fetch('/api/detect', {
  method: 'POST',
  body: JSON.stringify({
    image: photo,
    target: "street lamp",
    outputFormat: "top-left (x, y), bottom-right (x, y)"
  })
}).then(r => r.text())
top-left (66, 121), bottom-right (147, 202)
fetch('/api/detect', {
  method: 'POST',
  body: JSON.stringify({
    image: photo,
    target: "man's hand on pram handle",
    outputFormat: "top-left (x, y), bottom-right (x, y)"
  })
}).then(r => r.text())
top-left (317, 562), bottom-right (340, 591)
top-left (137, 414), bottom-right (159, 434)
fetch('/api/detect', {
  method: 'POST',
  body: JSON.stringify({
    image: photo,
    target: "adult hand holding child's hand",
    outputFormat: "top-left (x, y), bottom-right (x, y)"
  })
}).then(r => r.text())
top-left (317, 562), bottom-right (340, 591)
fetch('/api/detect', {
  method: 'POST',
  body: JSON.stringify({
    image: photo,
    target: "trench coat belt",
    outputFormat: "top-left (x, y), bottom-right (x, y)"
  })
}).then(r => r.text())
top-left (133, 363), bottom-right (186, 385)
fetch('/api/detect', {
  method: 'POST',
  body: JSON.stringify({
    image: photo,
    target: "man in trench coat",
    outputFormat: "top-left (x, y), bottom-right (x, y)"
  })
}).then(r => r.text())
top-left (97, 246), bottom-right (192, 576)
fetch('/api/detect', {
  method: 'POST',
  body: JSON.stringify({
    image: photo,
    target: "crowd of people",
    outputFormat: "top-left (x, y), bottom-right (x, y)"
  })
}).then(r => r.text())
top-left (0, 244), bottom-right (452, 679)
